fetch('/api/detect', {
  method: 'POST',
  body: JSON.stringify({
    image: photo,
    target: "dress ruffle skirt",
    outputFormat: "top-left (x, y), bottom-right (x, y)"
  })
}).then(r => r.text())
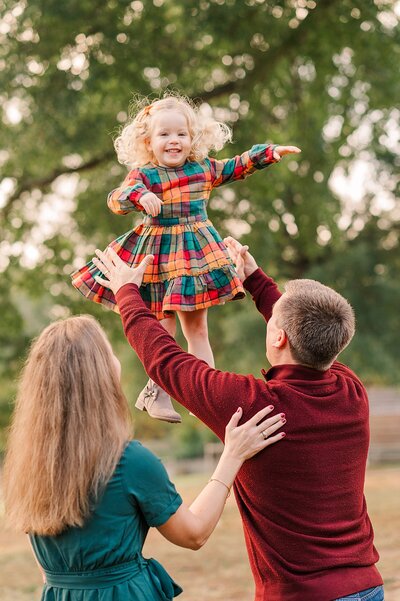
top-left (71, 214), bottom-right (245, 320)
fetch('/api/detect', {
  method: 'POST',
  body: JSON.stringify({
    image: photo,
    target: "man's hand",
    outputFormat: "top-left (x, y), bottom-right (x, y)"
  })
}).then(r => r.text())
top-left (273, 145), bottom-right (301, 161)
top-left (93, 248), bottom-right (154, 295)
top-left (140, 192), bottom-right (163, 217)
top-left (224, 236), bottom-right (258, 281)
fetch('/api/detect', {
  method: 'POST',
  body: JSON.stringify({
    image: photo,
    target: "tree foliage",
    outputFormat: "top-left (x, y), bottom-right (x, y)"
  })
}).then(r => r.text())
top-left (1, 0), bottom-right (399, 446)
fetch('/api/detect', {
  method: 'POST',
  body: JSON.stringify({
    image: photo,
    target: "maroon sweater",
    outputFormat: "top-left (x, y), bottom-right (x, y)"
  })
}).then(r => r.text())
top-left (116, 268), bottom-right (383, 601)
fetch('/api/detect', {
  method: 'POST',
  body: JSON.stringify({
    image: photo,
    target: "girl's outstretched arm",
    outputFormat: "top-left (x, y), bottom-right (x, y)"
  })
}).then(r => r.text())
top-left (209, 144), bottom-right (300, 188)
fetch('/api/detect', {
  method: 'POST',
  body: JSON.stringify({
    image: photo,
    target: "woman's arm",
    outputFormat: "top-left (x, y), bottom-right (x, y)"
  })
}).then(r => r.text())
top-left (157, 406), bottom-right (285, 550)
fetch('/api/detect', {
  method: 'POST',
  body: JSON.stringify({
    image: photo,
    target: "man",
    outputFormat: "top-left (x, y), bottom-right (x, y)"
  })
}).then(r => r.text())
top-left (93, 237), bottom-right (384, 601)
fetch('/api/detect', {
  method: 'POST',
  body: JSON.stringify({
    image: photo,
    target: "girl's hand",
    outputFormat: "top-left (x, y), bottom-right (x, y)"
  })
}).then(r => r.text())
top-left (93, 248), bottom-right (154, 294)
top-left (140, 192), bottom-right (163, 217)
top-left (224, 406), bottom-right (286, 463)
top-left (273, 145), bottom-right (301, 161)
top-left (224, 236), bottom-right (258, 281)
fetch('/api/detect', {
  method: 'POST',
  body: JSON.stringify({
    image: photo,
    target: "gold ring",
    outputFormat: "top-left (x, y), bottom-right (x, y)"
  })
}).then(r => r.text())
top-left (262, 429), bottom-right (269, 440)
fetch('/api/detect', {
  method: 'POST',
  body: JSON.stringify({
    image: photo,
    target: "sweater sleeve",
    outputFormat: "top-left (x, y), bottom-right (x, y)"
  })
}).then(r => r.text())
top-left (208, 144), bottom-right (278, 188)
top-left (115, 284), bottom-right (270, 440)
top-left (107, 168), bottom-right (151, 214)
top-left (243, 268), bottom-right (282, 322)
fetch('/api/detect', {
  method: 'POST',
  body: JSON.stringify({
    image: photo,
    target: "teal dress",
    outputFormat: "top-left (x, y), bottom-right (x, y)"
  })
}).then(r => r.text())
top-left (30, 441), bottom-right (183, 601)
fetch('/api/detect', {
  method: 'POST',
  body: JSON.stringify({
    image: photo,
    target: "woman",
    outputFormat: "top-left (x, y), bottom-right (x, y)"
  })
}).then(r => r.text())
top-left (3, 314), bottom-right (285, 600)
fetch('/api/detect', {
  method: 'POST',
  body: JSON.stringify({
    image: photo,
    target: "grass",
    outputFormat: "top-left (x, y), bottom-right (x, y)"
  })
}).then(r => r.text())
top-left (0, 466), bottom-right (399, 600)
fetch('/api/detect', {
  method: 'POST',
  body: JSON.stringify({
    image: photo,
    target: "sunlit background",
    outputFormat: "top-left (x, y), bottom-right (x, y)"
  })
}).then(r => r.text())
top-left (0, 0), bottom-right (399, 598)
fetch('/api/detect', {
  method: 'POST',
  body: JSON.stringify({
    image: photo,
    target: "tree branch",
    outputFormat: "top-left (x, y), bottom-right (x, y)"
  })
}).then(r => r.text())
top-left (1, 151), bottom-right (114, 219)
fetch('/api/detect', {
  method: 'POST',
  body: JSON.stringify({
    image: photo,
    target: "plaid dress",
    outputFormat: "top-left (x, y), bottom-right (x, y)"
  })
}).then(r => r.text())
top-left (71, 144), bottom-right (277, 319)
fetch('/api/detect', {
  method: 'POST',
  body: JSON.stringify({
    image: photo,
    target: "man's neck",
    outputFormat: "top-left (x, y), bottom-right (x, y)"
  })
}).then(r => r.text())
top-left (269, 348), bottom-right (298, 367)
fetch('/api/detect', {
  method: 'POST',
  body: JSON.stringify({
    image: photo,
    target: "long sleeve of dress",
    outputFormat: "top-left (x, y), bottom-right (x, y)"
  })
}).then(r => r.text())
top-left (107, 169), bottom-right (151, 214)
top-left (208, 144), bottom-right (277, 188)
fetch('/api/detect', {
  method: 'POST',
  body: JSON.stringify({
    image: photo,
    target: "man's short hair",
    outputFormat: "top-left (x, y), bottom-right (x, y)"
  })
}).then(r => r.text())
top-left (276, 279), bottom-right (355, 371)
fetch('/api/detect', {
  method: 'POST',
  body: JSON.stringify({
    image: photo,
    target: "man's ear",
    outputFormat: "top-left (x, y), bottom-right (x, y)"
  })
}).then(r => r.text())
top-left (272, 329), bottom-right (287, 348)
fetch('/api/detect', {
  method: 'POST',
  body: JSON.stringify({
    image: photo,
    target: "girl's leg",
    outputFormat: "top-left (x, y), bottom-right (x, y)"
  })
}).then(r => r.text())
top-left (160, 315), bottom-right (177, 337)
top-left (136, 314), bottom-right (182, 423)
top-left (177, 308), bottom-right (215, 367)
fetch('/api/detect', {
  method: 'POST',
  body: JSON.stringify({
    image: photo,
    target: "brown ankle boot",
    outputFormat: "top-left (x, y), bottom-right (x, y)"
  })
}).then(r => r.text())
top-left (135, 379), bottom-right (182, 423)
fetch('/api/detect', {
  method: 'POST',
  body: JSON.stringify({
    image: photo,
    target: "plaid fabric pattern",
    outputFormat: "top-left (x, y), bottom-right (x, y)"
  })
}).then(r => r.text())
top-left (71, 145), bottom-right (277, 319)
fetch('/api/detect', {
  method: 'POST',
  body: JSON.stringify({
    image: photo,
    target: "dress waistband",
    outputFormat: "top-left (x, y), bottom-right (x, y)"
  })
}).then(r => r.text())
top-left (44, 555), bottom-right (183, 597)
top-left (142, 213), bottom-right (209, 226)
top-left (44, 558), bottom-right (143, 589)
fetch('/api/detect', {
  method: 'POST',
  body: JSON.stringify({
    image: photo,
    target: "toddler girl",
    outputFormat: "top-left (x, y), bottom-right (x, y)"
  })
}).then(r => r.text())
top-left (71, 94), bottom-right (300, 423)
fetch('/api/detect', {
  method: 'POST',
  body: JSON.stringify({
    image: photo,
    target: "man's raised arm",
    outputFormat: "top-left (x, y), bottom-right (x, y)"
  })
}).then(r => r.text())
top-left (93, 249), bottom-right (272, 440)
top-left (224, 237), bottom-right (282, 322)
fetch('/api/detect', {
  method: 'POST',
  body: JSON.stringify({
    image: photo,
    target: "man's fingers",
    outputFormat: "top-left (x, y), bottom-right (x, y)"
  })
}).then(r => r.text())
top-left (94, 275), bottom-right (111, 288)
top-left (92, 257), bottom-right (106, 273)
top-left (224, 236), bottom-right (242, 250)
top-left (104, 247), bottom-right (125, 266)
top-left (95, 248), bottom-right (113, 270)
top-left (137, 255), bottom-right (154, 270)
top-left (93, 254), bottom-right (112, 276)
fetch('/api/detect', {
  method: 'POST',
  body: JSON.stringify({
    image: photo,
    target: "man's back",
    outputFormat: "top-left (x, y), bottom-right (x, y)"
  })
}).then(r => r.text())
top-left (233, 361), bottom-right (380, 600)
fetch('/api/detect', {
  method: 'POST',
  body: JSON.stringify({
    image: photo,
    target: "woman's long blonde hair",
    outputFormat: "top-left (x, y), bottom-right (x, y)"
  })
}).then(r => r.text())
top-left (114, 92), bottom-right (232, 168)
top-left (2, 315), bottom-right (132, 536)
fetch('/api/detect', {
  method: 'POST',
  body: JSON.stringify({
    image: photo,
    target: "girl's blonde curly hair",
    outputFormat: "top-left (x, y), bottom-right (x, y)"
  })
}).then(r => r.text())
top-left (114, 93), bottom-right (232, 168)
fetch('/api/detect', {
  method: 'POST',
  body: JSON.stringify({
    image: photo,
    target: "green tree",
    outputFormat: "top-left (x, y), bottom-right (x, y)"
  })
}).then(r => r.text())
top-left (1, 0), bottom-right (399, 446)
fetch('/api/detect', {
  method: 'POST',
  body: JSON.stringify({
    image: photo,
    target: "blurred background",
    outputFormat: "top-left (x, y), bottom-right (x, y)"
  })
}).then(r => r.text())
top-left (0, 0), bottom-right (399, 598)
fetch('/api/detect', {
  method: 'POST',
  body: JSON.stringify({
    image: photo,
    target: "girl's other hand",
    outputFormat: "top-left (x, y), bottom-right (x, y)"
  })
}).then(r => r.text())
top-left (140, 192), bottom-right (163, 217)
top-left (224, 406), bottom-right (286, 463)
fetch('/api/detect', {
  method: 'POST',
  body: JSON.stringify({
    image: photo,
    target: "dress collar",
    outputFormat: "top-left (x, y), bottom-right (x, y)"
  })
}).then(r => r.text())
top-left (149, 160), bottom-right (189, 171)
top-left (261, 363), bottom-right (332, 382)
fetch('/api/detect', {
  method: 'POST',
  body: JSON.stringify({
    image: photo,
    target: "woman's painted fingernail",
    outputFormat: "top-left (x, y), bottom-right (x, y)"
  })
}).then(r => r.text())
top-left (281, 432), bottom-right (286, 438)
top-left (268, 405), bottom-right (274, 410)
top-left (281, 419), bottom-right (286, 424)
top-left (280, 413), bottom-right (285, 418)
top-left (237, 407), bottom-right (241, 412)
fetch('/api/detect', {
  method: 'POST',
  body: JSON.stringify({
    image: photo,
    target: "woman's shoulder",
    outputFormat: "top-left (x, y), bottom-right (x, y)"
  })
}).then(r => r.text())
top-left (121, 440), bottom-right (164, 472)
top-left (123, 439), bottom-right (154, 458)
top-left (120, 440), bottom-right (178, 497)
